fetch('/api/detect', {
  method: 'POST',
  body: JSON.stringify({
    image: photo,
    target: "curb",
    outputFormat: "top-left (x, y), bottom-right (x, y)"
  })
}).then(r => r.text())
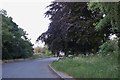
top-left (2, 58), bottom-right (30, 63)
top-left (48, 64), bottom-right (75, 80)
top-left (2, 57), bottom-right (52, 63)
top-left (48, 64), bottom-right (63, 79)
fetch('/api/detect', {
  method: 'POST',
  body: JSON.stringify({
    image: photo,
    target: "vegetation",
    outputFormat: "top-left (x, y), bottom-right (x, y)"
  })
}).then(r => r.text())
top-left (32, 45), bottom-right (53, 59)
top-left (1, 1), bottom-right (119, 78)
top-left (52, 39), bottom-right (119, 78)
top-left (88, 2), bottom-right (120, 33)
top-left (31, 53), bottom-right (51, 59)
top-left (52, 52), bottom-right (118, 78)
top-left (37, 1), bottom-right (119, 78)
top-left (1, 9), bottom-right (34, 60)
top-left (98, 39), bottom-right (118, 54)
top-left (37, 2), bottom-right (119, 56)
top-left (34, 46), bottom-right (45, 53)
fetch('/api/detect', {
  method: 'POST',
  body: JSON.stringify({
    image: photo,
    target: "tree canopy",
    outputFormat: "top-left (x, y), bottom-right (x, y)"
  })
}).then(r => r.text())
top-left (88, 2), bottom-right (120, 34)
top-left (88, 2), bottom-right (120, 51)
top-left (37, 2), bottom-right (115, 56)
top-left (1, 10), bottom-right (34, 60)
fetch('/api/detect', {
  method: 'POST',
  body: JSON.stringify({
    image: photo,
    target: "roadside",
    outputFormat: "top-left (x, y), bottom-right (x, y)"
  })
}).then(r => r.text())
top-left (51, 53), bottom-right (119, 78)
top-left (2, 53), bottom-right (53, 63)
top-left (48, 64), bottom-right (75, 80)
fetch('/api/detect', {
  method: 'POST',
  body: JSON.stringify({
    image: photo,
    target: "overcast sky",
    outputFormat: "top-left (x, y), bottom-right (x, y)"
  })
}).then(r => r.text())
top-left (0, 0), bottom-right (54, 47)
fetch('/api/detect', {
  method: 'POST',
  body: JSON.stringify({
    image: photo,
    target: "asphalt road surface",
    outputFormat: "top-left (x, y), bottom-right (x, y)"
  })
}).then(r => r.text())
top-left (2, 57), bottom-right (59, 78)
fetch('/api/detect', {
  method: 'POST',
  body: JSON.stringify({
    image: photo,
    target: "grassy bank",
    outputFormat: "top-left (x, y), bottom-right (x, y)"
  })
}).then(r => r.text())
top-left (52, 53), bottom-right (119, 78)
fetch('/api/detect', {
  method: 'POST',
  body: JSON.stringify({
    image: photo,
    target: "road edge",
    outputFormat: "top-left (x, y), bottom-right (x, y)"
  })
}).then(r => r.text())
top-left (2, 59), bottom-right (28, 63)
top-left (48, 64), bottom-right (63, 79)
top-left (2, 57), bottom-right (52, 63)
top-left (48, 64), bottom-right (75, 80)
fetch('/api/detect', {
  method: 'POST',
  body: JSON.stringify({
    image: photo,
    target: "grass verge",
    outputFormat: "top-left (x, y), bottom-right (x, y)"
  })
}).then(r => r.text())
top-left (31, 53), bottom-right (52, 59)
top-left (51, 53), bottom-right (119, 78)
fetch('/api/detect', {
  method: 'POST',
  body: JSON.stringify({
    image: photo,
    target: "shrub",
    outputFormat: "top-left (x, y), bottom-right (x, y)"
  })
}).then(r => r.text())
top-left (99, 39), bottom-right (118, 54)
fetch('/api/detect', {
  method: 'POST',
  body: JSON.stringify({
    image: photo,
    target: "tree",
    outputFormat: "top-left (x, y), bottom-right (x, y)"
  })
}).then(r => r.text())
top-left (88, 2), bottom-right (120, 52)
top-left (1, 10), bottom-right (34, 60)
top-left (88, 2), bottom-right (120, 32)
top-left (37, 2), bottom-right (110, 56)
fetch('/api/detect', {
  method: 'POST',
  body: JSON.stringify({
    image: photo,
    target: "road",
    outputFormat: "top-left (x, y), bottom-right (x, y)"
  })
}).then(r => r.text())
top-left (2, 57), bottom-right (59, 78)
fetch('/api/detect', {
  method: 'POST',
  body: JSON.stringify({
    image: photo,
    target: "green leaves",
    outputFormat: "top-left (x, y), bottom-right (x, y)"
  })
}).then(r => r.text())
top-left (1, 10), bottom-right (33, 60)
top-left (88, 2), bottom-right (120, 33)
top-left (38, 2), bottom-right (119, 56)
top-left (99, 39), bottom-right (118, 54)
top-left (88, 2), bottom-right (120, 55)
top-left (37, 2), bottom-right (109, 56)
top-left (95, 14), bottom-right (110, 30)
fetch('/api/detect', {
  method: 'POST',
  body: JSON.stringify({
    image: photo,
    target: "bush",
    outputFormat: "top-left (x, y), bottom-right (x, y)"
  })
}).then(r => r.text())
top-left (99, 39), bottom-right (118, 54)
top-left (42, 49), bottom-right (52, 56)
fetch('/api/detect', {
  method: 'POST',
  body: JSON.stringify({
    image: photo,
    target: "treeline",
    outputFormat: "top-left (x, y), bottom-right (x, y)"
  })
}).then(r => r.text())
top-left (1, 10), bottom-right (34, 60)
top-left (37, 2), bottom-right (119, 56)
top-left (34, 46), bottom-right (45, 53)
top-left (34, 45), bottom-right (52, 56)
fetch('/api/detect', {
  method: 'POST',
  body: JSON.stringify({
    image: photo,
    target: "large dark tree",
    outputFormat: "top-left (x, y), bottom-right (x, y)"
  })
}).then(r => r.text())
top-left (37, 2), bottom-right (111, 56)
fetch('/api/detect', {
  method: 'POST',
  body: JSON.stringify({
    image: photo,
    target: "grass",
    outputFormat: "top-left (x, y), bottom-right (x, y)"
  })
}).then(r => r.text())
top-left (31, 52), bottom-right (53, 59)
top-left (52, 52), bottom-right (119, 78)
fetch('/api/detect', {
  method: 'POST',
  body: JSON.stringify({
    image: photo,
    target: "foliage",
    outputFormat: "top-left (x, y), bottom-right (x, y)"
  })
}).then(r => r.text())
top-left (43, 2), bottom-right (120, 78)
top-left (37, 2), bottom-right (110, 56)
top-left (88, 2), bottom-right (120, 55)
top-left (42, 45), bottom-right (52, 56)
top-left (52, 52), bottom-right (118, 78)
top-left (99, 39), bottom-right (118, 54)
top-left (88, 2), bottom-right (120, 38)
top-left (34, 46), bottom-right (45, 53)
top-left (1, 9), bottom-right (34, 60)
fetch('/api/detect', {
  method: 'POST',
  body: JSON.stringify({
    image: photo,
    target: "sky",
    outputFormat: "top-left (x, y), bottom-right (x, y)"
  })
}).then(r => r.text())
top-left (0, 0), bottom-right (54, 47)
